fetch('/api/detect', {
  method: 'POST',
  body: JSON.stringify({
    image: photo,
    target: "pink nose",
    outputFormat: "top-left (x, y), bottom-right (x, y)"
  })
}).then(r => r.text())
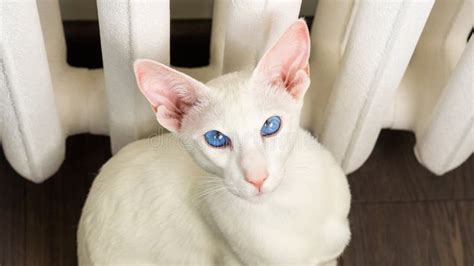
top-left (245, 172), bottom-right (268, 192)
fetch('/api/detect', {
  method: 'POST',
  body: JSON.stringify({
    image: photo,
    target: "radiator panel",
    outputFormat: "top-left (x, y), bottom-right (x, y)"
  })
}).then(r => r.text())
top-left (0, 0), bottom-right (472, 181)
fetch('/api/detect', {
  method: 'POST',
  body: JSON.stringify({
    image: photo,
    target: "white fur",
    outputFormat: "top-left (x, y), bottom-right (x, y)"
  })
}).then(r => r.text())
top-left (78, 73), bottom-right (350, 266)
top-left (77, 133), bottom-right (350, 265)
top-left (78, 20), bottom-right (350, 265)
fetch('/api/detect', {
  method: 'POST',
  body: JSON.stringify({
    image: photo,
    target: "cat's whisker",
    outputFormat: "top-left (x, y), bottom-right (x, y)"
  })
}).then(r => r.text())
top-left (191, 183), bottom-right (226, 207)
top-left (192, 185), bottom-right (223, 201)
top-left (198, 187), bottom-right (227, 206)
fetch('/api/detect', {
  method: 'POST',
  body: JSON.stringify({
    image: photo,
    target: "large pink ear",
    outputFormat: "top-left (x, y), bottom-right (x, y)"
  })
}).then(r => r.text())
top-left (253, 19), bottom-right (311, 101)
top-left (134, 59), bottom-right (209, 132)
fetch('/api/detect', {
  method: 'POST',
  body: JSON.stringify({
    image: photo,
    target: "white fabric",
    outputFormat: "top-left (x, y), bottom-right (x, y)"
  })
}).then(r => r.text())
top-left (0, 0), bottom-right (472, 181)
top-left (37, 0), bottom-right (107, 136)
top-left (0, 0), bottom-right (64, 182)
top-left (414, 40), bottom-right (473, 175)
top-left (395, 0), bottom-right (474, 175)
top-left (97, 0), bottom-right (170, 153)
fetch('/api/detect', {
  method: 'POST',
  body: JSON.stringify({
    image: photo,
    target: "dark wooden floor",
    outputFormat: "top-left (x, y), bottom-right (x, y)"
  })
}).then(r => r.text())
top-left (1, 20), bottom-right (473, 266)
top-left (1, 131), bottom-right (472, 266)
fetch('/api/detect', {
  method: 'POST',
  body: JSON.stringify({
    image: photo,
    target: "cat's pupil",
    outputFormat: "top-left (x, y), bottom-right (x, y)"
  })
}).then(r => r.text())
top-left (261, 116), bottom-right (281, 137)
top-left (204, 130), bottom-right (230, 148)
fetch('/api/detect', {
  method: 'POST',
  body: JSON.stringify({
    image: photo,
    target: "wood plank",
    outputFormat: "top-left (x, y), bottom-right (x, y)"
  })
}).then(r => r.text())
top-left (0, 149), bottom-right (26, 266)
top-left (341, 201), bottom-right (474, 266)
top-left (22, 134), bottom-right (110, 266)
top-left (348, 130), bottom-right (474, 203)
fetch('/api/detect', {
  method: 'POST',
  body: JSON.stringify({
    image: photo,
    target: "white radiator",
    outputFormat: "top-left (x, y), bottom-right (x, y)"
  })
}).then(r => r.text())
top-left (0, 0), bottom-right (472, 183)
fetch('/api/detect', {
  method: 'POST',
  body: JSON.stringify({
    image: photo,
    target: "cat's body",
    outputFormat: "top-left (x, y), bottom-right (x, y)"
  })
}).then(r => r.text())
top-left (78, 20), bottom-right (351, 265)
top-left (78, 130), bottom-right (350, 265)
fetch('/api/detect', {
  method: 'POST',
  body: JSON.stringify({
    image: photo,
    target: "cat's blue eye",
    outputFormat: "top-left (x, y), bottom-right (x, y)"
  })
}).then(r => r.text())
top-left (204, 130), bottom-right (231, 148)
top-left (261, 116), bottom-right (281, 137)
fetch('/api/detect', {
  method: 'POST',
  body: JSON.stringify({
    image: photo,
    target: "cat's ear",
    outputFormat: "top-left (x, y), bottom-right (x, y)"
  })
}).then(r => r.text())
top-left (253, 19), bottom-right (310, 101)
top-left (134, 59), bottom-right (209, 133)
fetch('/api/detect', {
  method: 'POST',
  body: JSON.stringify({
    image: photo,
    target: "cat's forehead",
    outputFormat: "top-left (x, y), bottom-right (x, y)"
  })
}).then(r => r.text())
top-left (205, 72), bottom-right (251, 96)
top-left (182, 71), bottom-right (297, 136)
top-left (206, 72), bottom-right (283, 110)
top-left (198, 72), bottom-right (294, 128)
top-left (206, 71), bottom-right (290, 105)
top-left (202, 74), bottom-right (256, 126)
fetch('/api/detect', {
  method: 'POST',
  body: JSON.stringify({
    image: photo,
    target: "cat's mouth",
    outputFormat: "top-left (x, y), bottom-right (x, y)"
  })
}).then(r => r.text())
top-left (222, 183), bottom-right (260, 202)
top-left (223, 176), bottom-right (282, 203)
top-left (230, 189), bottom-right (280, 205)
top-left (226, 188), bottom-right (266, 203)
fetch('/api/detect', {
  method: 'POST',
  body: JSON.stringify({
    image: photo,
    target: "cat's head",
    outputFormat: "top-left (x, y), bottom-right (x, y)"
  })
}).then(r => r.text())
top-left (134, 20), bottom-right (310, 201)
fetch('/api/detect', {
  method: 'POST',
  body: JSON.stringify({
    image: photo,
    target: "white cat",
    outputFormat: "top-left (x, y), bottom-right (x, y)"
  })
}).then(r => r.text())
top-left (78, 20), bottom-right (351, 266)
